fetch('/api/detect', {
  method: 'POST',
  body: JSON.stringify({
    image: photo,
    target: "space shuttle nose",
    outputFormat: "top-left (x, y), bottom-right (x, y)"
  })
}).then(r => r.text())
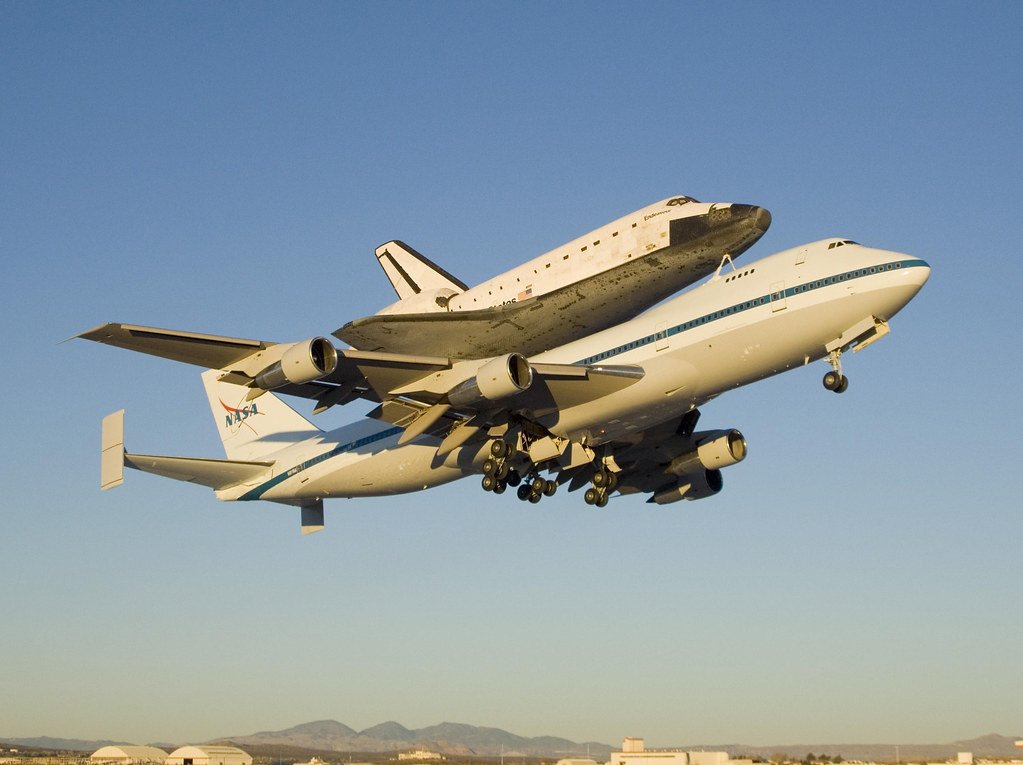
top-left (731, 204), bottom-right (772, 233)
top-left (670, 201), bottom-right (771, 251)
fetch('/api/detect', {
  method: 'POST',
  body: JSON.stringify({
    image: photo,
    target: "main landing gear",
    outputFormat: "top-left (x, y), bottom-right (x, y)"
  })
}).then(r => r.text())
top-left (583, 467), bottom-right (617, 508)
top-left (515, 476), bottom-right (557, 504)
top-left (480, 437), bottom-right (558, 503)
top-left (481, 438), bottom-right (517, 495)
top-left (822, 349), bottom-right (849, 394)
top-left (481, 438), bottom-right (621, 507)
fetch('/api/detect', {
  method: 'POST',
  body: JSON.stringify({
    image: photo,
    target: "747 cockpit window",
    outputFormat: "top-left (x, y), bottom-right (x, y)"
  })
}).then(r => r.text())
top-left (827, 239), bottom-right (860, 249)
top-left (666, 196), bottom-right (699, 206)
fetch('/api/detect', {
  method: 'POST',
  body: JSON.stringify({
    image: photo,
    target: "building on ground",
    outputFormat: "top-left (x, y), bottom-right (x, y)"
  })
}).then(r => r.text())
top-left (397, 753), bottom-right (443, 762)
top-left (90, 747), bottom-right (168, 765)
top-left (612, 739), bottom-right (688, 765)
top-left (611, 738), bottom-right (748, 765)
top-left (165, 746), bottom-right (252, 765)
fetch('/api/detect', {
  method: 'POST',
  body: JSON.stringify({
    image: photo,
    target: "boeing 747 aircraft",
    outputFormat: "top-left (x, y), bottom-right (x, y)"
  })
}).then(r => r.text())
top-left (337, 196), bottom-right (771, 358)
top-left (81, 237), bottom-right (929, 532)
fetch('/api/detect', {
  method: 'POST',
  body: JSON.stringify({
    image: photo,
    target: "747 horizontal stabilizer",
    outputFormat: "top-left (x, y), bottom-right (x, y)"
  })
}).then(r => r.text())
top-left (100, 409), bottom-right (273, 491)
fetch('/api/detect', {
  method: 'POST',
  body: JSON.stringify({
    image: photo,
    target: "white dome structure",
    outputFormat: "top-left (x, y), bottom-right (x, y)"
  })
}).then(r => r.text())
top-left (91, 746), bottom-right (168, 765)
top-left (166, 747), bottom-right (252, 765)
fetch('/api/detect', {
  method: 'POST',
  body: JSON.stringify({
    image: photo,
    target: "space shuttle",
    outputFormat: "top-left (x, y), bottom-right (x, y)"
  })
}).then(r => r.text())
top-left (336, 195), bottom-right (771, 358)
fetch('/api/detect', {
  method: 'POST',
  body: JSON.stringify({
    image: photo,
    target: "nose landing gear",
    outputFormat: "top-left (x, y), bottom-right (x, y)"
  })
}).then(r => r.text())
top-left (823, 350), bottom-right (849, 393)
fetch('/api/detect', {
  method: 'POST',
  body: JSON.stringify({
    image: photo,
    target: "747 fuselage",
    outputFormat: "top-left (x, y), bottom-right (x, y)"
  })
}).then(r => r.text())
top-left (202, 238), bottom-right (929, 512)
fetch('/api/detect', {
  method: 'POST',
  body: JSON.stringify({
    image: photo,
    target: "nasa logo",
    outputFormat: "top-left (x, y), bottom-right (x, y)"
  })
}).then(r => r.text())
top-left (220, 399), bottom-right (261, 430)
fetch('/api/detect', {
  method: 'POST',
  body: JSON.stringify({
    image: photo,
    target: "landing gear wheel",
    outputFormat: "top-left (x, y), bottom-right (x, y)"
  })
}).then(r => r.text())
top-left (516, 484), bottom-right (531, 501)
top-left (495, 463), bottom-right (510, 480)
top-left (584, 488), bottom-right (598, 505)
top-left (592, 469), bottom-right (609, 488)
top-left (481, 474), bottom-right (497, 492)
top-left (483, 458), bottom-right (498, 475)
top-left (506, 469), bottom-right (522, 487)
top-left (595, 492), bottom-right (609, 508)
top-left (836, 375), bottom-right (849, 394)
top-left (823, 370), bottom-right (842, 391)
top-left (542, 480), bottom-right (557, 497)
top-left (493, 481), bottom-right (506, 494)
top-left (528, 491), bottom-right (542, 504)
top-left (530, 476), bottom-right (546, 493)
top-left (491, 440), bottom-right (509, 458)
top-left (605, 472), bottom-right (618, 491)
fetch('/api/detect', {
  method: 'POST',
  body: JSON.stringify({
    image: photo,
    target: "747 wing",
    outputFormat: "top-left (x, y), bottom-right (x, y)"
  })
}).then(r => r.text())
top-left (76, 324), bottom-right (646, 451)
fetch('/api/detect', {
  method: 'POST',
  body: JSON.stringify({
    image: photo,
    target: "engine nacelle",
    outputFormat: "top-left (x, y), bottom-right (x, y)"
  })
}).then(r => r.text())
top-left (253, 337), bottom-right (338, 391)
top-left (667, 429), bottom-right (747, 476)
top-left (447, 353), bottom-right (533, 408)
top-left (651, 469), bottom-right (723, 505)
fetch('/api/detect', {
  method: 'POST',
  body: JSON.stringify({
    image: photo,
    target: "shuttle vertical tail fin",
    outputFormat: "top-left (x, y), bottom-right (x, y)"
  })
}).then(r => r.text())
top-left (201, 369), bottom-right (322, 461)
top-left (375, 240), bottom-right (468, 300)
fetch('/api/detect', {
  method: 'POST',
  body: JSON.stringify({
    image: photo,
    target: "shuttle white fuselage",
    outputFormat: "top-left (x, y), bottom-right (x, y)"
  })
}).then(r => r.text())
top-left (338, 196), bottom-right (771, 358)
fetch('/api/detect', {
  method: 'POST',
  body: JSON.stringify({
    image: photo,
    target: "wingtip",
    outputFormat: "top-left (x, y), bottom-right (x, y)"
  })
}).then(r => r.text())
top-left (70, 322), bottom-right (118, 343)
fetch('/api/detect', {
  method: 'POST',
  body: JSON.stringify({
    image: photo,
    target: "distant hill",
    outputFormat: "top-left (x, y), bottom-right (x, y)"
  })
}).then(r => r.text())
top-left (225, 720), bottom-right (612, 758)
top-left (227, 721), bottom-right (360, 753)
top-left (0, 737), bottom-right (124, 752)
top-left (359, 722), bottom-right (415, 742)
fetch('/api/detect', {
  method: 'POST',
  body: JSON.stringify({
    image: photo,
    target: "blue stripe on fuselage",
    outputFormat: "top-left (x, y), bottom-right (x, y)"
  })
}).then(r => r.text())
top-left (577, 259), bottom-right (928, 365)
top-left (238, 426), bottom-right (403, 501)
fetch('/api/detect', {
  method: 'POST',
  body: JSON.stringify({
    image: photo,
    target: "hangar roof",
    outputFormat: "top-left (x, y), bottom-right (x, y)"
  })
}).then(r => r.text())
top-left (90, 746), bottom-right (168, 763)
top-left (166, 746), bottom-right (252, 765)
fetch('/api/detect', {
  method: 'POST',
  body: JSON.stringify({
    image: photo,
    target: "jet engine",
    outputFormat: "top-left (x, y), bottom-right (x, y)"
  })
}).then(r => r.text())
top-left (650, 469), bottom-right (724, 505)
top-left (253, 337), bottom-right (338, 391)
top-left (666, 429), bottom-right (747, 476)
top-left (447, 353), bottom-right (533, 408)
top-left (637, 429), bottom-right (747, 505)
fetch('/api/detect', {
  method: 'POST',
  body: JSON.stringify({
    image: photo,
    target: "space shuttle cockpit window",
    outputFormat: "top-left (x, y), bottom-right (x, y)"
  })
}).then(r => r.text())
top-left (666, 196), bottom-right (699, 206)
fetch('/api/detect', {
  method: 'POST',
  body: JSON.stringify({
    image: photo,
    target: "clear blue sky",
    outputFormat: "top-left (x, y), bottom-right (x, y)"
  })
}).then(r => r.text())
top-left (2, 0), bottom-right (1020, 750)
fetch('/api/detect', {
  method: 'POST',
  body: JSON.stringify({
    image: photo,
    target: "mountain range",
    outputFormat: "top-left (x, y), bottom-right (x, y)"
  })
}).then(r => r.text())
top-left (222, 719), bottom-right (613, 757)
top-left (4, 722), bottom-right (1021, 762)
